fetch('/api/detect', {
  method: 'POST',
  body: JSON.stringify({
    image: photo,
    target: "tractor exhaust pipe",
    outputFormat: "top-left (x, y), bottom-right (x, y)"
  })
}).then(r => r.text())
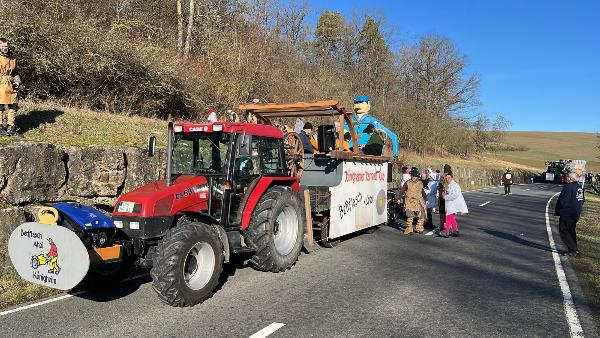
top-left (166, 122), bottom-right (174, 187)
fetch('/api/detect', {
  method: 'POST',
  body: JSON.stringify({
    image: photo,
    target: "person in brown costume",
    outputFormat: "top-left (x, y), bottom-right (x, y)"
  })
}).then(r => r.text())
top-left (0, 38), bottom-right (22, 137)
top-left (399, 168), bottom-right (427, 235)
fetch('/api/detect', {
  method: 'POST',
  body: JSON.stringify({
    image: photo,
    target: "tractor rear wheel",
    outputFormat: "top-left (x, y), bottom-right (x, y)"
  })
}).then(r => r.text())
top-left (151, 220), bottom-right (223, 307)
top-left (245, 186), bottom-right (305, 272)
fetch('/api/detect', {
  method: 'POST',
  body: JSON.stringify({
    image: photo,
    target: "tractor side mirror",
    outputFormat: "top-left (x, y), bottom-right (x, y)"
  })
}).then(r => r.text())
top-left (238, 134), bottom-right (251, 157)
top-left (147, 135), bottom-right (157, 157)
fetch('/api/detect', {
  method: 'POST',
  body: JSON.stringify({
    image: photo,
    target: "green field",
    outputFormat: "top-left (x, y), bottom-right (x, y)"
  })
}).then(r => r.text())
top-left (490, 131), bottom-right (600, 172)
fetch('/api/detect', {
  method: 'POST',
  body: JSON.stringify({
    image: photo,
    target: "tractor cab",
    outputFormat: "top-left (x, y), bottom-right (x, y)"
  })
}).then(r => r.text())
top-left (113, 121), bottom-right (288, 241)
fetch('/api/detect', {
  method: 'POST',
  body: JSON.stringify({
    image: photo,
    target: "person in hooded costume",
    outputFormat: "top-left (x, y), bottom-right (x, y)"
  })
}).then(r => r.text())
top-left (399, 168), bottom-right (427, 235)
top-left (0, 38), bottom-right (22, 137)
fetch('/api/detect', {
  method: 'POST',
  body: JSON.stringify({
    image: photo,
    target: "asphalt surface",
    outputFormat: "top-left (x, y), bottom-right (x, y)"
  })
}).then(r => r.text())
top-left (1, 184), bottom-right (598, 337)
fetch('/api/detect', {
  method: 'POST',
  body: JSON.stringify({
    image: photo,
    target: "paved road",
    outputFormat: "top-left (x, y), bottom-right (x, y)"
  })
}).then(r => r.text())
top-left (1, 184), bottom-right (597, 336)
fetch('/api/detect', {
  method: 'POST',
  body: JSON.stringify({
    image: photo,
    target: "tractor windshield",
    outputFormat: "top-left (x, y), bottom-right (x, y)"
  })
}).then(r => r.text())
top-left (171, 132), bottom-right (231, 175)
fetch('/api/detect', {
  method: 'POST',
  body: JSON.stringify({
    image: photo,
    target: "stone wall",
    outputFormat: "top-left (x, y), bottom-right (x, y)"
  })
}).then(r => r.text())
top-left (0, 142), bottom-right (165, 276)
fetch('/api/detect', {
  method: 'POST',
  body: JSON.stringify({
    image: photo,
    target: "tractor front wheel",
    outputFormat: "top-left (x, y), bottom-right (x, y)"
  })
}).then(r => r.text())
top-left (151, 221), bottom-right (223, 307)
top-left (245, 186), bottom-right (305, 272)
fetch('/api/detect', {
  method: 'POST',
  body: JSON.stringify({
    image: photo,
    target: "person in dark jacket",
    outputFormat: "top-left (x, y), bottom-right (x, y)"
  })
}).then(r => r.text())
top-left (362, 123), bottom-right (384, 156)
top-left (502, 168), bottom-right (513, 195)
top-left (298, 122), bottom-right (315, 154)
top-left (555, 172), bottom-right (585, 256)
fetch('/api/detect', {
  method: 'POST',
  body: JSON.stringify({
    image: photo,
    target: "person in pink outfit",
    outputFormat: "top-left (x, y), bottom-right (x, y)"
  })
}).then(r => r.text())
top-left (442, 172), bottom-right (468, 237)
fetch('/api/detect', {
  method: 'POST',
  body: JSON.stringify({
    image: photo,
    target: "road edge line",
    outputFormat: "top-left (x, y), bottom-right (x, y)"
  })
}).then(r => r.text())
top-left (249, 322), bottom-right (286, 338)
top-left (545, 192), bottom-right (584, 337)
top-left (0, 273), bottom-right (149, 317)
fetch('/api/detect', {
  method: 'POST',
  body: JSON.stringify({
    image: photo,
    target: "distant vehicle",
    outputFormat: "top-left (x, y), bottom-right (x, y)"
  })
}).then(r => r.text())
top-left (542, 159), bottom-right (586, 184)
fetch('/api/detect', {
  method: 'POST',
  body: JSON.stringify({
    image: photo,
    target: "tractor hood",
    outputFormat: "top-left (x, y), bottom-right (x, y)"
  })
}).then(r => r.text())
top-left (113, 175), bottom-right (210, 217)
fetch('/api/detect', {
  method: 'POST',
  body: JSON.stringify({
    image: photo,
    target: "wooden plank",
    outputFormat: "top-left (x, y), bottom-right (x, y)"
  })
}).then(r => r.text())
top-left (303, 189), bottom-right (315, 246)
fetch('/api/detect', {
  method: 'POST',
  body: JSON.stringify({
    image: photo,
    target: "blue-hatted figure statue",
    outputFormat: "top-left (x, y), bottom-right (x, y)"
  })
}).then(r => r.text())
top-left (346, 95), bottom-right (399, 157)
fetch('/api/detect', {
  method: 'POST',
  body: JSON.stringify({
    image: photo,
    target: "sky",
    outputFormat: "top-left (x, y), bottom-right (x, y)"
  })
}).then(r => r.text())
top-left (305, 0), bottom-right (600, 132)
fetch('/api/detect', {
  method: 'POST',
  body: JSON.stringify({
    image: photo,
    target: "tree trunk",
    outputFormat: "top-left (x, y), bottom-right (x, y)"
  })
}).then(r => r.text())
top-left (183, 0), bottom-right (195, 59)
top-left (177, 0), bottom-right (184, 55)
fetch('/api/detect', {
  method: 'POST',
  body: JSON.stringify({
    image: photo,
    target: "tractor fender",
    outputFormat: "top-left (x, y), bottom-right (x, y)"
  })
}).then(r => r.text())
top-left (240, 176), bottom-right (300, 230)
top-left (179, 211), bottom-right (230, 263)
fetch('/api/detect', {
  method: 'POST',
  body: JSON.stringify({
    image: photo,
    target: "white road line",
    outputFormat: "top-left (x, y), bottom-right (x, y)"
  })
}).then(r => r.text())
top-left (545, 192), bottom-right (584, 337)
top-left (479, 201), bottom-right (491, 207)
top-left (0, 273), bottom-right (149, 317)
top-left (249, 322), bottom-right (286, 338)
top-left (526, 188), bottom-right (531, 191)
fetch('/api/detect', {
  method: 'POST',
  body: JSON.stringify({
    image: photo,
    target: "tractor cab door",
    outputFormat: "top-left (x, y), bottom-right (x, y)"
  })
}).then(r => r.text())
top-left (226, 135), bottom-right (261, 227)
top-left (225, 135), bottom-right (286, 228)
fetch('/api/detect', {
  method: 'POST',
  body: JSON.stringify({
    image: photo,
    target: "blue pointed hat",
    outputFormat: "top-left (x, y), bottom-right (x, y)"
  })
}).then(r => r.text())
top-left (353, 95), bottom-right (369, 103)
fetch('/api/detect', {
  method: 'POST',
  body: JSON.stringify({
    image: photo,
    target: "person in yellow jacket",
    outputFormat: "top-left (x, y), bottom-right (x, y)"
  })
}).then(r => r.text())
top-left (399, 168), bottom-right (427, 234)
top-left (0, 38), bottom-right (22, 137)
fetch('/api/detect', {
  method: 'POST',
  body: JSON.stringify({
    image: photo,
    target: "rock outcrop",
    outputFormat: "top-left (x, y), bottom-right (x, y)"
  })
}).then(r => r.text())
top-left (0, 142), bottom-right (165, 206)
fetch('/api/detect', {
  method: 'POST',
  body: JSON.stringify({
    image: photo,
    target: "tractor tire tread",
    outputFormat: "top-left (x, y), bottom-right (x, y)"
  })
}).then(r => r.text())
top-left (245, 186), bottom-right (304, 272)
top-left (150, 220), bottom-right (223, 307)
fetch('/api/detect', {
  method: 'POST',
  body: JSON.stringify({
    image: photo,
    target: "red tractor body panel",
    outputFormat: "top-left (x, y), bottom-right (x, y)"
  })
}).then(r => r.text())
top-left (175, 122), bottom-right (284, 139)
top-left (240, 177), bottom-right (300, 230)
top-left (113, 175), bottom-right (209, 218)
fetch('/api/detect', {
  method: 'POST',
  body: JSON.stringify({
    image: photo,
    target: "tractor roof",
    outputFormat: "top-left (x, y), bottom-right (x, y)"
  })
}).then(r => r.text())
top-left (174, 122), bottom-right (284, 139)
top-left (239, 100), bottom-right (350, 121)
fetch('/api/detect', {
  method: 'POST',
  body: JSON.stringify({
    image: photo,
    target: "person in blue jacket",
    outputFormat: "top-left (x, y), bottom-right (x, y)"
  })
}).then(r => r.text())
top-left (346, 96), bottom-right (399, 157)
top-left (298, 122), bottom-right (315, 154)
top-left (554, 172), bottom-right (585, 256)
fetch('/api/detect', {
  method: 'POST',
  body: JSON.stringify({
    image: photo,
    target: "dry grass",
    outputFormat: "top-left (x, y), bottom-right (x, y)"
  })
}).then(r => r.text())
top-left (1, 102), bottom-right (169, 148)
top-left (403, 150), bottom-right (540, 172)
top-left (0, 270), bottom-right (62, 309)
top-left (488, 131), bottom-right (600, 172)
top-left (570, 192), bottom-right (600, 333)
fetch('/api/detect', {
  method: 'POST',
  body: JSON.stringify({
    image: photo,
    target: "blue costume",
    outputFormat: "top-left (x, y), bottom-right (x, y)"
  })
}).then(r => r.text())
top-left (345, 96), bottom-right (400, 157)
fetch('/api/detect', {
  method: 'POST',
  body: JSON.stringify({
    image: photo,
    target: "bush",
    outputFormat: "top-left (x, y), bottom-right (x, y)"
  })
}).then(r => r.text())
top-left (0, 2), bottom-right (208, 118)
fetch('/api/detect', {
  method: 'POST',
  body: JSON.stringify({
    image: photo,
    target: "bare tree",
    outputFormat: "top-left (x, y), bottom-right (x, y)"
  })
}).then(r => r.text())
top-left (183, 0), bottom-right (195, 58)
top-left (177, 0), bottom-right (184, 55)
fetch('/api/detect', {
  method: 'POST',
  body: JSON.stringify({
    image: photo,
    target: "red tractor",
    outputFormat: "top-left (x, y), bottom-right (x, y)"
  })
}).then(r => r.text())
top-left (112, 121), bottom-right (306, 306)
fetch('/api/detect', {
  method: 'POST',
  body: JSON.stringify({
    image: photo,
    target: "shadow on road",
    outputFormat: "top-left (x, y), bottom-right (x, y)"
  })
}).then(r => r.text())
top-left (479, 228), bottom-right (554, 252)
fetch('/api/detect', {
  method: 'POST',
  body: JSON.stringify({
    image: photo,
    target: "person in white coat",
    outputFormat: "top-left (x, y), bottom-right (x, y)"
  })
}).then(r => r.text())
top-left (442, 173), bottom-right (468, 237)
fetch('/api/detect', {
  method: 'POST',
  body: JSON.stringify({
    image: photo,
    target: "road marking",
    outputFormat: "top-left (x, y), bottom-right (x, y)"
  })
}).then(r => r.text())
top-left (479, 201), bottom-right (491, 207)
top-left (545, 192), bottom-right (584, 337)
top-left (525, 188), bottom-right (531, 191)
top-left (0, 273), bottom-right (149, 317)
top-left (249, 322), bottom-right (286, 338)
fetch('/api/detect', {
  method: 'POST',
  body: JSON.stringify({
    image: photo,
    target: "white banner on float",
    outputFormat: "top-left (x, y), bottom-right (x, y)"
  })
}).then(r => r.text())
top-left (329, 162), bottom-right (388, 239)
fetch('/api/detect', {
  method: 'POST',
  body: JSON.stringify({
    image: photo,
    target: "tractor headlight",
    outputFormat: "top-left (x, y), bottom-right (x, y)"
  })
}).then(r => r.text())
top-left (113, 220), bottom-right (123, 229)
top-left (212, 124), bottom-right (223, 132)
top-left (174, 125), bottom-right (183, 133)
top-left (129, 221), bottom-right (140, 230)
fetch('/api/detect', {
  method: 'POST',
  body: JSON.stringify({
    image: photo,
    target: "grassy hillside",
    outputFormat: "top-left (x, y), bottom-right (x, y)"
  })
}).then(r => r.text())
top-left (3, 103), bottom-right (168, 147)
top-left (489, 131), bottom-right (600, 172)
